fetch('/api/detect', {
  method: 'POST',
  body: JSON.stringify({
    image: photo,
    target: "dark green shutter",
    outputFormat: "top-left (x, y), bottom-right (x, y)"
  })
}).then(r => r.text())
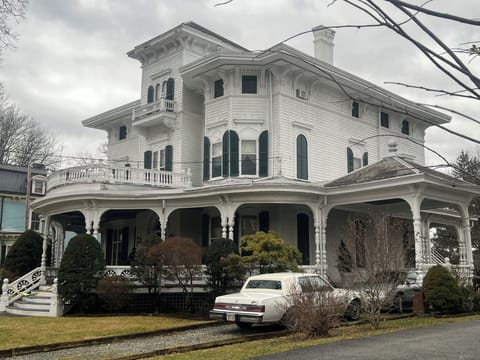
top-left (165, 145), bottom-right (173, 171)
top-left (362, 152), bottom-right (368, 166)
top-left (347, 148), bottom-right (354, 173)
top-left (144, 151), bottom-right (152, 169)
top-left (203, 137), bottom-right (210, 181)
top-left (259, 130), bottom-right (268, 177)
top-left (296, 135), bottom-right (308, 180)
top-left (222, 131), bottom-right (229, 177)
top-left (230, 131), bottom-right (239, 177)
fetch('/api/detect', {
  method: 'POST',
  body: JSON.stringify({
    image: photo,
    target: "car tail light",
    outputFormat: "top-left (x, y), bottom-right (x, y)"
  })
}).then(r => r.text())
top-left (245, 305), bottom-right (265, 312)
top-left (214, 303), bottom-right (227, 310)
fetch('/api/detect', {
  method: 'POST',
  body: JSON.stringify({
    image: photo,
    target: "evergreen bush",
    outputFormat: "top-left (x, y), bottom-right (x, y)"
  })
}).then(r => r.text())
top-left (58, 233), bottom-right (106, 312)
top-left (4, 230), bottom-right (43, 278)
top-left (423, 265), bottom-right (463, 314)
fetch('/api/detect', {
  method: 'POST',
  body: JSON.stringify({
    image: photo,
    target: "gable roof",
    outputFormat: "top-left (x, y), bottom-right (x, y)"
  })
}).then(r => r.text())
top-left (324, 156), bottom-right (471, 188)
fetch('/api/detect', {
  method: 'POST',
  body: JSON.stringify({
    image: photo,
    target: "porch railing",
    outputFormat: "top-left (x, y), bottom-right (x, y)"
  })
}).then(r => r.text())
top-left (132, 98), bottom-right (175, 121)
top-left (47, 164), bottom-right (192, 191)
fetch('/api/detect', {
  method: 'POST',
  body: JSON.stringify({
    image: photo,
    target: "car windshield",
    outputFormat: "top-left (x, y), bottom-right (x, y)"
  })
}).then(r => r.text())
top-left (245, 279), bottom-right (282, 290)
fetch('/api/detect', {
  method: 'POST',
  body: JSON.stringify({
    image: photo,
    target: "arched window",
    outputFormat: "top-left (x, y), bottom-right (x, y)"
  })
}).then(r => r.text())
top-left (259, 130), bottom-right (268, 177)
top-left (222, 130), bottom-right (239, 177)
top-left (401, 120), bottom-right (410, 135)
top-left (166, 78), bottom-right (175, 100)
top-left (347, 147), bottom-right (354, 173)
top-left (296, 135), bottom-right (308, 180)
top-left (203, 137), bottom-right (210, 181)
top-left (147, 86), bottom-right (154, 104)
top-left (362, 152), bottom-right (368, 166)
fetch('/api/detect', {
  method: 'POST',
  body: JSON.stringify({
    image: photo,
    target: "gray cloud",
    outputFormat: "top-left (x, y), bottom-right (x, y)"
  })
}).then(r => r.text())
top-left (1, 0), bottom-right (478, 167)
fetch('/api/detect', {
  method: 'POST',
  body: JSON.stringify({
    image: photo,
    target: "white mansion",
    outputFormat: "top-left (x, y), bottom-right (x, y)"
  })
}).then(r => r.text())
top-left (31, 22), bottom-right (479, 285)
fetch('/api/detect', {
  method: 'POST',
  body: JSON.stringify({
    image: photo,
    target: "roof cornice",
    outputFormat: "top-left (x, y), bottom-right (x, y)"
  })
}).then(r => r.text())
top-left (82, 100), bottom-right (140, 128)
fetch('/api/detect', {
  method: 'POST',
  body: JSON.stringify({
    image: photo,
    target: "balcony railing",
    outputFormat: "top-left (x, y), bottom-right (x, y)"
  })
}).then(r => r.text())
top-left (132, 98), bottom-right (176, 129)
top-left (47, 164), bottom-right (192, 191)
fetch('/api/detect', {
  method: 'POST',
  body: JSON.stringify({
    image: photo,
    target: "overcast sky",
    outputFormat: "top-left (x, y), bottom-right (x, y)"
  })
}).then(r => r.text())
top-left (1, 0), bottom-right (479, 169)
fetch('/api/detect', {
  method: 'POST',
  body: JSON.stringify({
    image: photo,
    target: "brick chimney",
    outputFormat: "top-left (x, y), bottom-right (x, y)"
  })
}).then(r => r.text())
top-left (312, 25), bottom-right (335, 65)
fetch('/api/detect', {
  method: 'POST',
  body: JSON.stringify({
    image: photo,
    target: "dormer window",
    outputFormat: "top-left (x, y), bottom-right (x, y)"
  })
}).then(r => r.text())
top-left (119, 126), bottom-right (127, 140)
top-left (242, 75), bottom-right (257, 94)
top-left (214, 79), bottom-right (224, 98)
top-left (32, 176), bottom-right (46, 195)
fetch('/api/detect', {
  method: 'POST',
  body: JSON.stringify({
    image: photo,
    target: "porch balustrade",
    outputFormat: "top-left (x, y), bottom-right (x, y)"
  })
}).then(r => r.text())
top-left (132, 98), bottom-right (175, 122)
top-left (47, 164), bottom-right (192, 191)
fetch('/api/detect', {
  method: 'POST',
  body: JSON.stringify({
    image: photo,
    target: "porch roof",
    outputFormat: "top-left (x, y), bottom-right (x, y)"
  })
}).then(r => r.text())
top-left (324, 156), bottom-right (475, 189)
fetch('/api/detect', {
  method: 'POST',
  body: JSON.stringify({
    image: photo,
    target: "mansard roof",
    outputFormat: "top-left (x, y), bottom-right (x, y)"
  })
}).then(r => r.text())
top-left (324, 156), bottom-right (474, 189)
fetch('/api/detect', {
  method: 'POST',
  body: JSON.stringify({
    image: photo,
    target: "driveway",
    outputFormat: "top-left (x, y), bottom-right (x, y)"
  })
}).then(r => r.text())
top-left (254, 319), bottom-right (480, 360)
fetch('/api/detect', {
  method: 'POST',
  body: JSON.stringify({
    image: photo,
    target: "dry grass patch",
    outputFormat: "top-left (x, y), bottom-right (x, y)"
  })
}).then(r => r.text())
top-left (0, 316), bottom-right (209, 350)
top-left (154, 315), bottom-right (480, 360)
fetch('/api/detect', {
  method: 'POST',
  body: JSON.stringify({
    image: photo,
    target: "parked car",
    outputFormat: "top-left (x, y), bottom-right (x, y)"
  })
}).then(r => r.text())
top-left (392, 270), bottom-right (423, 312)
top-left (209, 272), bottom-right (361, 329)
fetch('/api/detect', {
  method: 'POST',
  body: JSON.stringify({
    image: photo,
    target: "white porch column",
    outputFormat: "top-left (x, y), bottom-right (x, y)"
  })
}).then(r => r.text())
top-left (92, 221), bottom-right (101, 242)
top-left (317, 207), bottom-right (330, 277)
top-left (221, 216), bottom-right (228, 239)
top-left (227, 217), bottom-right (235, 241)
top-left (462, 217), bottom-right (473, 267)
top-left (40, 215), bottom-right (50, 285)
top-left (408, 196), bottom-right (424, 271)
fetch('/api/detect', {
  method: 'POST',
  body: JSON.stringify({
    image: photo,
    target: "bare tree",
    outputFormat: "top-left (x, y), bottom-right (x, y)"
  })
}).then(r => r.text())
top-left (339, 214), bottom-right (408, 329)
top-left (0, 0), bottom-right (28, 53)
top-left (0, 90), bottom-right (61, 167)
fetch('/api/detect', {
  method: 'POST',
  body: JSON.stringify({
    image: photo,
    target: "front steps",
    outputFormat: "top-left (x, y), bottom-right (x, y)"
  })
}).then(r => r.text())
top-left (6, 285), bottom-right (55, 317)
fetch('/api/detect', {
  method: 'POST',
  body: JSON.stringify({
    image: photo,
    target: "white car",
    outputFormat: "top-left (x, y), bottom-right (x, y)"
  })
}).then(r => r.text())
top-left (209, 272), bottom-right (361, 329)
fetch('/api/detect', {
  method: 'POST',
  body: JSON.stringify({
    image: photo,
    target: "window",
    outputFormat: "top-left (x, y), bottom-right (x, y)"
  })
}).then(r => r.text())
top-left (242, 75), bottom-right (257, 94)
top-left (296, 135), bottom-right (308, 180)
top-left (212, 142), bottom-right (222, 178)
top-left (119, 126), bottom-right (127, 140)
top-left (203, 137), bottom-right (210, 181)
top-left (241, 140), bottom-right (256, 175)
top-left (158, 150), bottom-right (165, 170)
top-left (347, 147), bottom-right (362, 173)
top-left (165, 145), bottom-right (173, 172)
top-left (166, 78), bottom-right (175, 100)
top-left (380, 111), bottom-right (389, 128)
top-left (144, 151), bottom-right (152, 169)
top-left (31, 212), bottom-right (40, 231)
top-left (401, 120), bottom-right (410, 135)
top-left (214, 79), bottom-right (224, 98)
top-left (362, 152), bottom-right (368, 166)
top-left (241, 215), bottom-right (258, 236)
top-left (155, 83), bottom-right (161, 101)
top-left (352, 101), bottom-right (360, 118)
top-left (32, 178), bottom-right (46, 195)
top-left (259, 131), bottom-right (268, 177)
top-left (147, 86), bottom-right (154, 104)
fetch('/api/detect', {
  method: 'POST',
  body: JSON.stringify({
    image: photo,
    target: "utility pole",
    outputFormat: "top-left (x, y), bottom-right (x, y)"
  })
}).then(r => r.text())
top-left (24, 162), bottom-right (32, 231)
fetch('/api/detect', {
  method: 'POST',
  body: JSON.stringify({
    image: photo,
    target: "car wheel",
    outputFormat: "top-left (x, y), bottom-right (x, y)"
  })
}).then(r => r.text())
top-left (345, 299), bottom-right (361, 321)
top-left (281, 307), bottom-right (299, 330)
top-left (235, 321), bottom-right (252, 329)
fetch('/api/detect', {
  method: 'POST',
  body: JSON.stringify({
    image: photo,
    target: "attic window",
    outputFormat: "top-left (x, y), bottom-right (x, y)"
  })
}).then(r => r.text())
top-left (32, 177), bottom-right (46, 195)
top-left (352, 101), bottom-right (359, 118)
top-left (242, 76), bottom-right (257, 94)
top-left (380, 111), bottom-right (389, 128)
top-left (214, 79), bottom-right (224, 98)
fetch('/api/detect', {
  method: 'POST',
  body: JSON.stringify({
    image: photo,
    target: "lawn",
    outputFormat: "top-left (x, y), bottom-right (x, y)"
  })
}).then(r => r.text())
top-left (154, 314), bottom-right (480, 360)
top-left (0, 315), bottom-right (209, 350)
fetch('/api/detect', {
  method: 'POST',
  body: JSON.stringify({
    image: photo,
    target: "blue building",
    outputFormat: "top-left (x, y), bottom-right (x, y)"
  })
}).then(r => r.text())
top-left (0, 164), bottom-right (47, 265)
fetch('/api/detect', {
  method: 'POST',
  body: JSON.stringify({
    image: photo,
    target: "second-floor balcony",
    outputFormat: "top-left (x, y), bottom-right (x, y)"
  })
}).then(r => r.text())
top-left (47, 164), bottom-right (192, 192)
top-left (131, 98), bottom-right (176, 130)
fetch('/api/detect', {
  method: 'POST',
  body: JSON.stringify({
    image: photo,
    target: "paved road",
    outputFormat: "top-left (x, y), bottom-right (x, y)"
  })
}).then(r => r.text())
top-left (254, 319), bottom-right (480, 360)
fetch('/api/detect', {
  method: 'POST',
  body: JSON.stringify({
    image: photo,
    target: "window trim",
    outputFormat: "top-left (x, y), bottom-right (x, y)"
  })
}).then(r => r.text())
top-left (31, 176), bottom-right (46, 195)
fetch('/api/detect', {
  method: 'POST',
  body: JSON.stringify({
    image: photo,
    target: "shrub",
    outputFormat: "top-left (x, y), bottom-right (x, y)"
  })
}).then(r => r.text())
top-left (423, 265), bottom-right (463, 314)
top-left (58, 233), bottom-right (106, 312)
top-left (96, 275), bottom-right (132, 313)
top-left (241, 231), bottom-right (302, 274)
top-left (4, 230), bottom-right (43, 278)
top-left (280, 288), bottom-right (346, 338)
top-left (205, 238), bottom-right (244, 294)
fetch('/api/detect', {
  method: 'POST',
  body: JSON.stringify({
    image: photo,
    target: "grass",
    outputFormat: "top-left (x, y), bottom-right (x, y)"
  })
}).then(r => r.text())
top-left (153, 314), bottom-right (480, 360)
top-left (0, 315), bottom-right (209, 350)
